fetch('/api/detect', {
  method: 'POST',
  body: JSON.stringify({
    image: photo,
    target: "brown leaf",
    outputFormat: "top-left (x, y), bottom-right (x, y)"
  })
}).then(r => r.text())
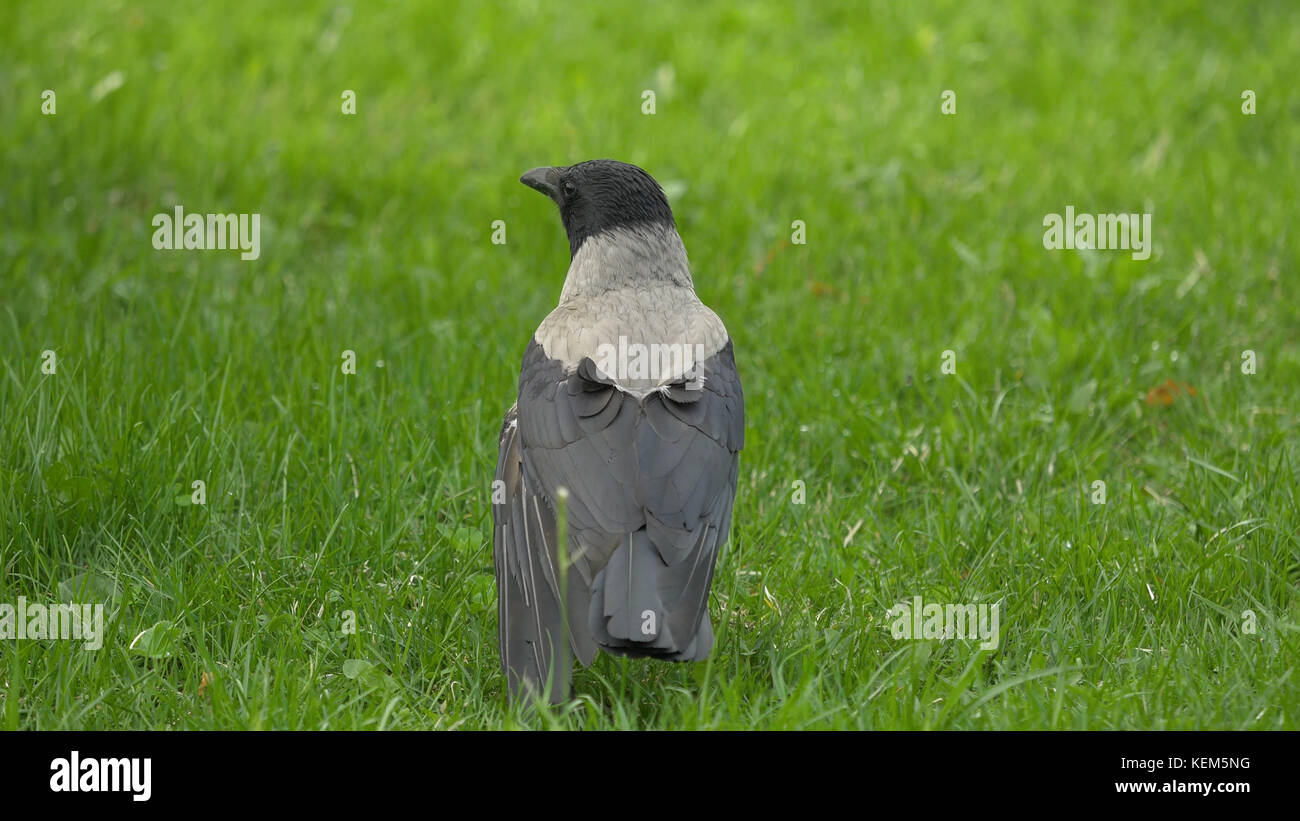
top-left (754, 238), bottom-right (791, 275)
top-left (1144, 379), bottom-right (1198, 406)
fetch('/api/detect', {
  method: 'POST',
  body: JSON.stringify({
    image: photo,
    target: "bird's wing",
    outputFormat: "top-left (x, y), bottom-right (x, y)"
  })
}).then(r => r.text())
top-left (491, 404), bottom-right (572, 703)
top-left (516, 337), bottom-right (744, 659)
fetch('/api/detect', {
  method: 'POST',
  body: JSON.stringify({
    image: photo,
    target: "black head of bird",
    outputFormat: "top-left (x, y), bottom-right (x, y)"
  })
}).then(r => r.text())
top-left (520, 160), bottom-right (676, 259)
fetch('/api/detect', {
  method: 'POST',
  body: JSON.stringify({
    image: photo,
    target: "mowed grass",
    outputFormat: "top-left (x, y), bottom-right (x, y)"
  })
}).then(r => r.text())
top-left (1, 0), bottom-right (1297, 729)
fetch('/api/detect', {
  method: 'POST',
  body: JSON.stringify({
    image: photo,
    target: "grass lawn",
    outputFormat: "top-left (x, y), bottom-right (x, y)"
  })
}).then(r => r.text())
top-left (1, 0), bottom-right (1297, 729)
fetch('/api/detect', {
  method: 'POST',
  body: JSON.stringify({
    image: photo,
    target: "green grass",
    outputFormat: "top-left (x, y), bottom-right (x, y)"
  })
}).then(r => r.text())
top-left (1, 0), bottom-right (1298, 729)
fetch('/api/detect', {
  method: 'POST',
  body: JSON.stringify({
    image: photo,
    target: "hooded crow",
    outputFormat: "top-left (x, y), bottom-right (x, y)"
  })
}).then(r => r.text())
top-left (493, 159), bottom-right (744, 703)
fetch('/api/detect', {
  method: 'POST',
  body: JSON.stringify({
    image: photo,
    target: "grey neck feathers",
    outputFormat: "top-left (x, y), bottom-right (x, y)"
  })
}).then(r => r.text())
top-left (559, 224), bottom-right (694, 304)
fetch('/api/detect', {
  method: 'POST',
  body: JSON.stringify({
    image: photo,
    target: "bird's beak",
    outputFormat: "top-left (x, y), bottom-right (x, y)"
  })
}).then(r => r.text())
top-left (520, 166), bottom-right (560, 200)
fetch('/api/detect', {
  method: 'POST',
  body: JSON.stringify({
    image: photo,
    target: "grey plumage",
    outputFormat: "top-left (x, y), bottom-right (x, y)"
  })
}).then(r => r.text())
top-left (493, 160), bottom-right (744, 702)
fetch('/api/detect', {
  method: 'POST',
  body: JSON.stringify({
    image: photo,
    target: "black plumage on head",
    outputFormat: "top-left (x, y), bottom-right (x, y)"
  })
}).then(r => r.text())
top-left (521, 159), bottom-right (676, 257)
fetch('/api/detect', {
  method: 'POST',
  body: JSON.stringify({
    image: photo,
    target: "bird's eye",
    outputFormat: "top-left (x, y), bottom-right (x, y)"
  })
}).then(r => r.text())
top-left (562, 181), bottom-right (578, 197)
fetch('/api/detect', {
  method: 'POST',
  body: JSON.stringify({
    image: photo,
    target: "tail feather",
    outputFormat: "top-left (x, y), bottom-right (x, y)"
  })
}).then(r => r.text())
top-left (588, 528), bottom-right (715, 660)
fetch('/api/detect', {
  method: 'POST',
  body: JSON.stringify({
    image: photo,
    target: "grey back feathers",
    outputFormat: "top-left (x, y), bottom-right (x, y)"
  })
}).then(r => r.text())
top-left (494, 160), bottom-right (744, 703)
top-left (558, 221), bottom-right (694, 301)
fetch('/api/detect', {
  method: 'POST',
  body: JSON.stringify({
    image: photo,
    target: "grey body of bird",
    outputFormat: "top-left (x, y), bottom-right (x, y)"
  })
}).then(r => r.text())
top-left (493, 160), bottom-right (745, 703)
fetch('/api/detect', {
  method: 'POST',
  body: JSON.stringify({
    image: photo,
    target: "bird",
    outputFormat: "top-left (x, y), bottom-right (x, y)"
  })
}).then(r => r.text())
top-left (493, 159), bottom-right (745, 703)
